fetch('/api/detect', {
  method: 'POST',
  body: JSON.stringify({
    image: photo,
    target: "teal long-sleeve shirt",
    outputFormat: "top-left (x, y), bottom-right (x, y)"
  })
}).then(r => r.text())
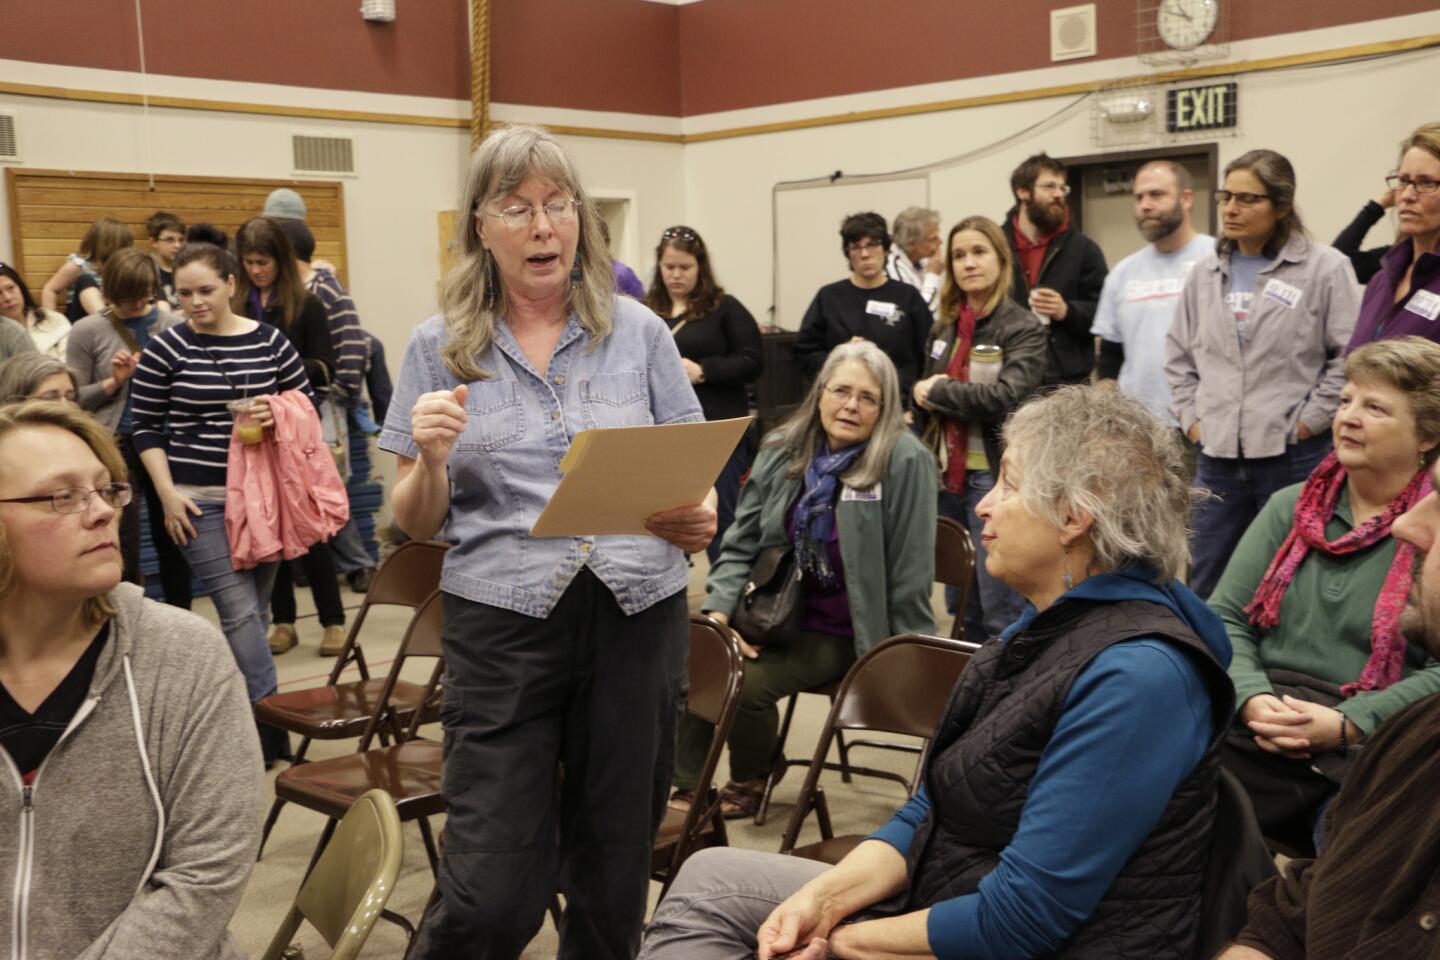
top-left (1209, 481), bottom-right (1440, 734)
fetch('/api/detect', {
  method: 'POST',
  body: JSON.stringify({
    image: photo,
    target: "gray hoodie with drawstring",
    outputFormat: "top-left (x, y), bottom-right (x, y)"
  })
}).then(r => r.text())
top-left (0, 582), bottom-right (262, 960)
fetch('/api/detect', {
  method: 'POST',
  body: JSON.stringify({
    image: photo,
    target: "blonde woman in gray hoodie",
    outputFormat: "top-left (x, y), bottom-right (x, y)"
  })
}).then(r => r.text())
top-left (0, 400), bottom-right (261, 959)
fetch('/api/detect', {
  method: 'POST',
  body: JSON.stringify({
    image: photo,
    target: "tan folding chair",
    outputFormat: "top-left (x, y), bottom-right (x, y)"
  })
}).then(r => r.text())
top-left (261, 788), bottom-right (404, 960)
top-left (273, 590), bottom-right (448, 940)
top-left (256, 539), bottom-right (449, 853)
top-left (778, 634), bottom-right (978, 864)
top-left (650, 616), bottom-right (746, 897)
top-left (935, 517), bottom-right (976, 640)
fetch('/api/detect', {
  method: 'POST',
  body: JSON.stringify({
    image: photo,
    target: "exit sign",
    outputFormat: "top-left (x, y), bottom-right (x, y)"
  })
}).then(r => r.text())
top-left (1166, 82), bottom-right (1238, 133)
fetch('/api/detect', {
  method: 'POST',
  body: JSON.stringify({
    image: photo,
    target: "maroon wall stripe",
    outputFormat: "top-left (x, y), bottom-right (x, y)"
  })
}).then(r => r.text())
top-left (0, 0), bottom-right (1432, 119)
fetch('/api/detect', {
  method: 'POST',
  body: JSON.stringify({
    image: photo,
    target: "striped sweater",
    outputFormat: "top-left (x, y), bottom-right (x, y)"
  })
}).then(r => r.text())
top-left (130, 321), bottom-right (313, 485)
top-left (307, 269), bottom-right (367, 402)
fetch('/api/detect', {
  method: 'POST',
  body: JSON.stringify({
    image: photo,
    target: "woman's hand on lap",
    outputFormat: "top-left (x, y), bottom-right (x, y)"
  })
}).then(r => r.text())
top-left (756, 886), bottom-right (836, 960)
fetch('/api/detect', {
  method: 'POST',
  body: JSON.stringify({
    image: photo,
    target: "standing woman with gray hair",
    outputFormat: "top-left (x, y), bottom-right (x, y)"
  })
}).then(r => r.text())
top-left (675, 340), bottom-right (937, 819)
top-left (886, 206), bottom-right (945, 314)
top-left (381, 124), bottom-right (715, 960)
top-left (1167, 149), bottom-right (1361, 598)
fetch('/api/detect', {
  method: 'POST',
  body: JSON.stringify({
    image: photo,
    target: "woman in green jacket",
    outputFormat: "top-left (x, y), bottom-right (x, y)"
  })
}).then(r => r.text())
top-left (674, 340), bottom-right (938, 818)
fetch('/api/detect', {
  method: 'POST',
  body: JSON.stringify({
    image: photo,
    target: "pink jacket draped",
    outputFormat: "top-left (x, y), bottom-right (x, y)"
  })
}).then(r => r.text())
top-left (225, 390), bottom-right (349, 569)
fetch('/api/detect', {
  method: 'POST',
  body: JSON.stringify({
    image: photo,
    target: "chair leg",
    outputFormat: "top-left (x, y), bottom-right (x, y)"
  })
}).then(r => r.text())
top-left (754, 694), bottom-right (801, 827)
top-left (834, 729), bottom-right (853, 784)
top-left (417, 817), bottom-right (441, 875)
top-left (381, 908), bottom-right (417, 940)
top-left (300, 818), bottom-right (339, 883)
top-left (258, 797), bottom-right (287, 858)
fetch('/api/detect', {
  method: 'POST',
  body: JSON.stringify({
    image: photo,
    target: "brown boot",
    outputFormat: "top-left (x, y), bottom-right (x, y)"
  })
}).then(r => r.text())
top-left (268, 623), bottom-right (298, 655)
top-left (320, 625), bottom-right (347, 657)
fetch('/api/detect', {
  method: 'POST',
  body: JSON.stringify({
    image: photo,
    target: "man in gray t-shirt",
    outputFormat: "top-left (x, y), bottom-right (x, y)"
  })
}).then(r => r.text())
top-left (1093, 160), bottom-right (1211, 425)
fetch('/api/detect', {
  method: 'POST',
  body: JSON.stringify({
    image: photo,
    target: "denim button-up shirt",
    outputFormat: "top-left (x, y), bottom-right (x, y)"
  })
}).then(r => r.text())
top-left (380, 296), bottom-right (703, 617)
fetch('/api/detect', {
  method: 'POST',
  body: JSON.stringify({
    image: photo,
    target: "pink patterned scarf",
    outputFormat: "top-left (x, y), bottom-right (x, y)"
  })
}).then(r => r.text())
top-left (1244, 452), bottom-right (1431, 696)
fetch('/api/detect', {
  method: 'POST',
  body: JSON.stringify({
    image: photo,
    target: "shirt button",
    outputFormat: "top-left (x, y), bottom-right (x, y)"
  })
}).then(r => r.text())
top-left (551, 410), bottom-right (560, 421)
top-left (1421, 913), bottom-right (1438, 931)
top-left (554, 374), bottom-right (566, 385)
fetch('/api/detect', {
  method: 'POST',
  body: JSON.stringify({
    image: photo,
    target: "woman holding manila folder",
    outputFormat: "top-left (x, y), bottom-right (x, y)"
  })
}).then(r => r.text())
top-left (381, 123), bottom-right (716, 960)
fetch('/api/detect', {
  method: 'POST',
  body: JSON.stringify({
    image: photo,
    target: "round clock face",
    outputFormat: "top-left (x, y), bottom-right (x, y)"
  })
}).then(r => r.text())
top-left (1157, 0), bottom-right (1219, 50)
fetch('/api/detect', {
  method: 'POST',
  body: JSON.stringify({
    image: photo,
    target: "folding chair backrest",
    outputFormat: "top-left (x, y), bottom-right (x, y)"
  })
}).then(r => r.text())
top-left (833, 635), bottom-right (979, 738)
top-left (262, 789), bottom-right (403, 960)
top-left (363, 539), bottom-right (449, 608)
top-left (687, 616), bottom-right (745, 726)
top-left (934, 518), bottom-right (975, 637)
top-left (356, 590), bottom-right (447, 748)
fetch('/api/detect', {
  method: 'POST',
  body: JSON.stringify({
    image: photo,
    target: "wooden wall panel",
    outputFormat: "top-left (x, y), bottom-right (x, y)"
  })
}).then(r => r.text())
top-left (5, 169), bottom-right (348, 299)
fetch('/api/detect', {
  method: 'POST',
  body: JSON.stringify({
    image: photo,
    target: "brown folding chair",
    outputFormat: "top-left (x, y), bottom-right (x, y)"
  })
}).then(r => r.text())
top-left (650, 616), bottom-right (746, 898)
top-left (256, 539), bottom-right (449, 853)
top-left (273, 589), bottom-right (448, 941)
top-left (753, 677), bottom-right (847, 827)
top-left (935, 516), bottom-right (976, 640)
top-left (778, 634), bottom-right (978, 864)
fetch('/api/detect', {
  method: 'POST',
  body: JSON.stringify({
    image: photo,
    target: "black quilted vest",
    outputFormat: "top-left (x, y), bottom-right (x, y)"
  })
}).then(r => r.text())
top-left (899, 598), bottom-right (1235, 959)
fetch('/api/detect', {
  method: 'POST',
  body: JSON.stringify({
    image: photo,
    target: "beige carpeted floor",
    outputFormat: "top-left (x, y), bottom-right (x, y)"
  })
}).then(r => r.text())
top-left (210, 556), bottom-right (954, 958)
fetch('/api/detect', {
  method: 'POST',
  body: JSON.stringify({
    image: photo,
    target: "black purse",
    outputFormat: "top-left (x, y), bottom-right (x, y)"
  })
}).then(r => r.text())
top-left (731, 545), bottom-right (805, 647)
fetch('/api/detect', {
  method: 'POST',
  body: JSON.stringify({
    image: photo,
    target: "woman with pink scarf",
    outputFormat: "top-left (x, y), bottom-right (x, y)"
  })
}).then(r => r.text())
top-left (1211, 336), bottom-right (1440, 856)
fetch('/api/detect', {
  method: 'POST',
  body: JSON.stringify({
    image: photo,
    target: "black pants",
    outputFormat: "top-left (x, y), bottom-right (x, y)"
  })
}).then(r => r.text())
top-left (270, 541), bottom-right (346, 627)
top-left (117, 434), bottom-right (192, 607)
top-left (411, 570), bottom-right (689, 960)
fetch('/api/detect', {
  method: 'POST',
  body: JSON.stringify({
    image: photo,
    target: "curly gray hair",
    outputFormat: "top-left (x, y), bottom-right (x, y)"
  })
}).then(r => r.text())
top-left (891, 206), bottom-right (940, 249)
top-left (1002, 385), bottom-right (1197, 582)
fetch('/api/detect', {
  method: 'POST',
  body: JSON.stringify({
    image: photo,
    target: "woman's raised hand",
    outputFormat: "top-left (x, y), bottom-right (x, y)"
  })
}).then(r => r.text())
top-left (413, 384), bottom-right (470, 466)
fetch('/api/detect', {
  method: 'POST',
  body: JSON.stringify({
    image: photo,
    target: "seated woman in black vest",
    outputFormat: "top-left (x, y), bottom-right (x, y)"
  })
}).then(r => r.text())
top-left (640, 385), bottom-right (1235, 960)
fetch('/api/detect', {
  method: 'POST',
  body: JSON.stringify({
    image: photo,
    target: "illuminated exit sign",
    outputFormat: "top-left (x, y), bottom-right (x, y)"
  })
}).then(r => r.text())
top-left (1166, 82), bottom-right (1238, 133)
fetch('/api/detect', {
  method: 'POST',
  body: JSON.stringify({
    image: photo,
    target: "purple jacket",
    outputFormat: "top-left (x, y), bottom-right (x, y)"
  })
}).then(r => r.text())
top-left (613, 260), bottom-right (646, 299)
top-left (1346, 240), bottom-right (1440, 352)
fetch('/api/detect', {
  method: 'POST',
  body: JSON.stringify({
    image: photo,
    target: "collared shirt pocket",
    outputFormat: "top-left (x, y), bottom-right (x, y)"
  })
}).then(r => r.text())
top-left (580, 369), bottom-right (651, 429)
top-left (457, 379), bottom-right (525, 452)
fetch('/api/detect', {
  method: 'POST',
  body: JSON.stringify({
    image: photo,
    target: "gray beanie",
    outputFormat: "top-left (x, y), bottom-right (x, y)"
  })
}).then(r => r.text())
top-left (263, 188), bottom-right (307, 221)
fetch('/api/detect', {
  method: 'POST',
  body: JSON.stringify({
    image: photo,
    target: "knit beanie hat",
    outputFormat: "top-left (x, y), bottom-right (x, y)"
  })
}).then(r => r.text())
top-left (263, 188), bottom-right (307, 221)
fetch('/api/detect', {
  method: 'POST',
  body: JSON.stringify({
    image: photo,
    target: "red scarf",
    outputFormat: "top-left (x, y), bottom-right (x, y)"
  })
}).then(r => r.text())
top-left (942, 304), bottom-right (978, 495)
top-left (1244, 452), bottom-right (1431, 696)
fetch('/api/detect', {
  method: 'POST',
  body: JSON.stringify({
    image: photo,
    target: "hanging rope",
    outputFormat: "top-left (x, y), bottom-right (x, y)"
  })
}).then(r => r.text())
top-left (133, 0), bottom-right (155, 189)
top-left (470, 0), bottom-right (492, 150)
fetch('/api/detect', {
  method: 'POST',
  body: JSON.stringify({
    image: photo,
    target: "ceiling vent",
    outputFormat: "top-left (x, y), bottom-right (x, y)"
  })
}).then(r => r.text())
top-left (292, 134), bottom-right (355, 176)
top-left (1051, 4), bottom-right (1097, 62)
top-left (0, 112), bottom-right (19, 162)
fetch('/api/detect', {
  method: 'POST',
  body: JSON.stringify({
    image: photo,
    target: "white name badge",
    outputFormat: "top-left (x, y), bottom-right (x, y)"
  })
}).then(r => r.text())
top-left (865, 300), bottom-right (899, 323)
top-left (841, 483), bottom-right (882, 502)
top-left (1261, 278), bottom-right (1304, 310)
top-left (930, 339), bottom-right (947, 360)
top-left (1406, 289), bottom-right (1440, 322)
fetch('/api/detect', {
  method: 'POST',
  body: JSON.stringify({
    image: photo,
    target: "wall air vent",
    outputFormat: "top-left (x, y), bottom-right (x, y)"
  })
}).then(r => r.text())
top-left (0, 112), bottom-right (20, 162)
top-left (1051, 4), bottom-right (1097, 62)
top-left (292, 134), bottom-right (355, 176)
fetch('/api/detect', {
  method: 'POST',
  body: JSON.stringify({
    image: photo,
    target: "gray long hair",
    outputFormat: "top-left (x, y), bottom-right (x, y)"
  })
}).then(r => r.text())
top-left (440, 124), bottom-right (615, 381)
top-left (0, 354), bottom-right (78, 404)
top-left (1002, 385), bottom-right (1197, 582)
top-left (766, 341), bottom-right (907, 490)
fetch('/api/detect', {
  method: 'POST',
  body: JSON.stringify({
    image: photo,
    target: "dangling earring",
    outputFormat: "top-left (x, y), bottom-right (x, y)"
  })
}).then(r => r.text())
top-left (484, 258), bottom-right (497, 311)
top-left (570, 250), bottom-right (583, 285)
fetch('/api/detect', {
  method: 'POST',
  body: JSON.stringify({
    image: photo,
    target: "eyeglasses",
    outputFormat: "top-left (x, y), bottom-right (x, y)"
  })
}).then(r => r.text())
top-left (478, 198), bottom-right (580, 230)
top-left (845, 240), bottom-right (885, 256)
top-left (1215, 190), bottom-right (1272, 208)
top-left (26, 389), bottom-right (79, 404)
top-left (823, 384), bottom-right (881, 411)
top-left (662, 226), bottom-right (700, 243)
top-left (0, 482), bottom-right (132, 514)
top-left (1034, 180), bottom-right (1071, 196)
top-left (1386, 174), bottom-right (1440, 196)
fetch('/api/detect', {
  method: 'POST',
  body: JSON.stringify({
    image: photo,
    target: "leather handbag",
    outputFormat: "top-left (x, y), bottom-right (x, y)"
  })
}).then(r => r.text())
top-left (731, 545), bottom-right (805, 647)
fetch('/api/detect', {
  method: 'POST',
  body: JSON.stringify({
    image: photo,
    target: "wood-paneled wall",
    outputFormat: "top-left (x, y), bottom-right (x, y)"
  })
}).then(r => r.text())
top-left (5, 169), bottom-right (347, 298)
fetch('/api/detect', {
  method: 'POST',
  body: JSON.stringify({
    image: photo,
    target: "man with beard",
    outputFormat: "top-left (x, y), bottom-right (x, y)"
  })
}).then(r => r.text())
top-left (1220, 461), bottom-right (1440, 960)
top-left (1002, 153), bottom-right (1108, 385)
top-left (1093, 161), bottom-right (1213, 432)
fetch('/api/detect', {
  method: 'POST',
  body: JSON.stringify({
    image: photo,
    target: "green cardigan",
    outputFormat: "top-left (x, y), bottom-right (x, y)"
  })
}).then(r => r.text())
top-left (705, 430), bottom-right (938, 656)
top-left (1210, 482), bottom-right (1440, 735)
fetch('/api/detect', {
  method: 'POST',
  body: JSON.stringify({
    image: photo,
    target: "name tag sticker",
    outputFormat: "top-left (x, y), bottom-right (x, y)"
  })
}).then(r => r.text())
top-left (841, 483), bottom-right (882, 502)
top-left (1406, 289), bottom-right (1440, 322)
top-left (1261, 279), bottom-right (1303, 310)
top-left (865, 300), bottom-right (899, 322)
top-left (930, 339), bottom-right (947, 359)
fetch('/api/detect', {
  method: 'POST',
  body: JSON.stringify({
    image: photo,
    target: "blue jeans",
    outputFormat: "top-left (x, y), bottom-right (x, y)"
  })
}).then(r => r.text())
top-left (178, 500), bottom-right (279, 701)
top-left (941, 472), bottom-right (1028, 642)
top-left (329, 517), bottom-right (376, 575)
top-left (1188, 433), bottom-right (1332, 599)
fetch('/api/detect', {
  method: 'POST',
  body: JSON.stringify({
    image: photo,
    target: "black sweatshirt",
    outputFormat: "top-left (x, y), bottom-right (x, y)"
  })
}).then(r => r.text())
top-left (793, 277), bottom-right (931, 396)
top-left (668, 294), bottom-right (764, 421)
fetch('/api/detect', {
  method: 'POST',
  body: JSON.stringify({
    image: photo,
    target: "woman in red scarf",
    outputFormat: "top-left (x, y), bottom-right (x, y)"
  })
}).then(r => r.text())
top-left (912, 216), bottom-right (1046, 640)
top-left (1211, 335), bottom-right (1440, 855)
